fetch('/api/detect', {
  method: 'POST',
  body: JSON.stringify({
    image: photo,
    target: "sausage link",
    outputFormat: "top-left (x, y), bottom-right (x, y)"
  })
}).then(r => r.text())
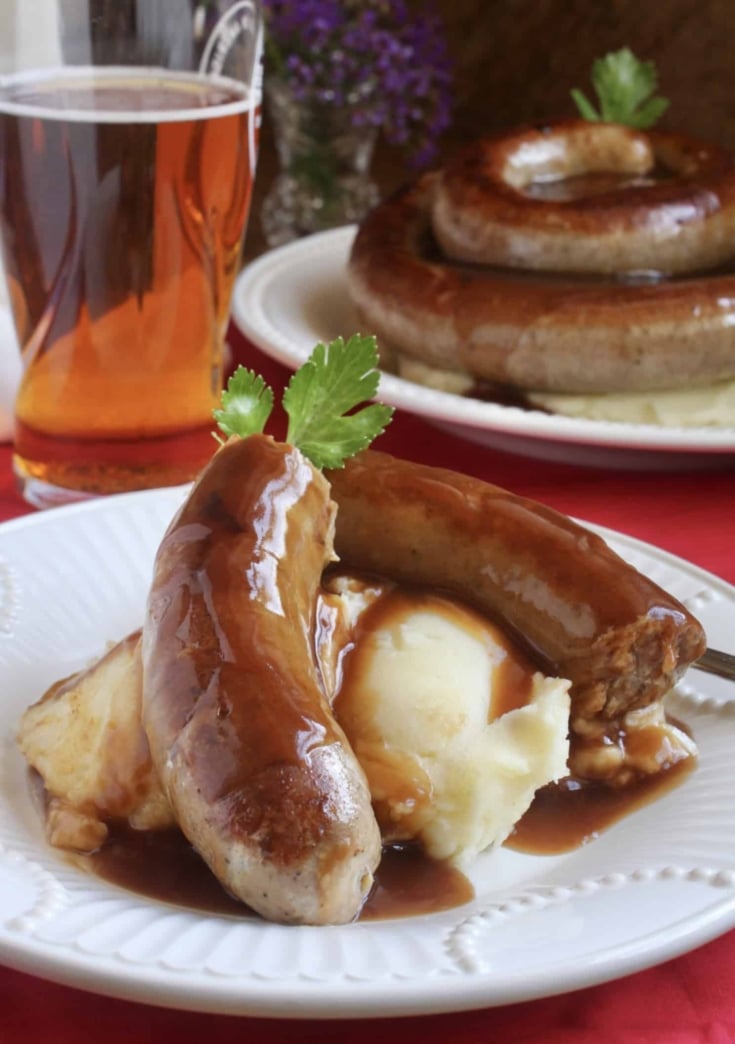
top-left (327, 451), bottom-right (706, 738)
top-left (432, 122), bottom-right (735, 275)
top-left (347, 172), bottom-right (735, 393)
top-left (142, 435), bottom-right (381, 925)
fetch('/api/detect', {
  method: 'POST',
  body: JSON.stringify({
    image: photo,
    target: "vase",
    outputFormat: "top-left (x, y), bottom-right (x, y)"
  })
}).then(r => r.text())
top-left (261, 79), bottom-right (380, 247)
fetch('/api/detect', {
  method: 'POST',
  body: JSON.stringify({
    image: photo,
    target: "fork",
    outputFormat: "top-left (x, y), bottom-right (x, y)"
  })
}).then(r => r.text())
top-left (692, 648), bottom-right (735, 682)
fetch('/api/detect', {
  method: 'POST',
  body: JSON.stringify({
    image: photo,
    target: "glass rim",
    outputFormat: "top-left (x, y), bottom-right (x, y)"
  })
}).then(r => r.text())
top-left (0, 64), bottom-right (257, 123)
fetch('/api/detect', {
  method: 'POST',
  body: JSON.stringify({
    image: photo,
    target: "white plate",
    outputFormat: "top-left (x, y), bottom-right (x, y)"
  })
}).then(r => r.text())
top-left (1, 489), bottom-right (735, 1018)
top-left (231, 228), bottom-right (735, 471)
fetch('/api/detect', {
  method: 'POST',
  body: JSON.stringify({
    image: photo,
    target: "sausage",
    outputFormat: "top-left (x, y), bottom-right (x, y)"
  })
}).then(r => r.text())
top-left (347, 172), bottom-right (735, 393)
top-left (142, 435), bottom-right (381, 925)
top-left (432, 121), bottom-right (735, 275)
top-left (326, 451), bottom-right (706, 748)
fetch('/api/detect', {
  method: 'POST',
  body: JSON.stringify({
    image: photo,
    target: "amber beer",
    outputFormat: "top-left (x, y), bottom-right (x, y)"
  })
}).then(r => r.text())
top-left (0, 68), bottom-right (258, 501)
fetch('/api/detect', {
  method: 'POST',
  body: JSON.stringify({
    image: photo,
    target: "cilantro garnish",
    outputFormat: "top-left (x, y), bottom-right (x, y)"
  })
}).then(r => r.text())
top-left (283, 335), bottom-right (394, 469)
top-left (212, 369), bottom-right (274, 441)
top-left (571, 47), bottom-right (669, 129)
top-left (213, 334), bottom-right (394, 469)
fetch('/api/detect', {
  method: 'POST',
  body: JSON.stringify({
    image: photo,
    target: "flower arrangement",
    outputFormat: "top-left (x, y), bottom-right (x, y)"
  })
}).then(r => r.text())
top-left (261, 0), bottom-right (453, 168)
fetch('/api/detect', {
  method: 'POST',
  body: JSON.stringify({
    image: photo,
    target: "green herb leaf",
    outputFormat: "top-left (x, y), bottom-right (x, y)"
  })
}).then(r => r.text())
top-left (570, 87), bottom-right (602, 123)
top-left (571, 47), bottom-right (669, 129)
top-left (283, 334), bottom-right (394, 469)
top-left (212, 367), bottom-right (274, 443)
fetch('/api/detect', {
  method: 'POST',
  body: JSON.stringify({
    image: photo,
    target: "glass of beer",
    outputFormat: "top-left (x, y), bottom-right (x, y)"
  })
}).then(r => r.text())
top-left (0, 0), bottom-right (262, 507)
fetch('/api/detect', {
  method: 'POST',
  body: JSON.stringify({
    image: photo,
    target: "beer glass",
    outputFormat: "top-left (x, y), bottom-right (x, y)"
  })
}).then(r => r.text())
top-left (0, 0), bottom-right (262, 507)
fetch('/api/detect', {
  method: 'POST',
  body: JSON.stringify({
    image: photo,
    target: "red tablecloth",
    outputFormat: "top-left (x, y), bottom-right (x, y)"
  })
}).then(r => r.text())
top-left (1, 329), bottom-right (734, 1043)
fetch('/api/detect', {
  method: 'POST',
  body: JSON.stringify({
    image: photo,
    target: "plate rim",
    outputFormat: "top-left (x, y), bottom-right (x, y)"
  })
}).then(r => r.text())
top-left (1, 487), bottom-right (735, 1018)
top-left (231, 226), bottom-right (735, 457)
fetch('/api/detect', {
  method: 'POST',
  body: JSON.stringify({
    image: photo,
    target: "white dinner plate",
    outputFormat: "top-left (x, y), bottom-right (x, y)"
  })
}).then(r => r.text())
top-left (231, 228), bottom-right (735, 471)
top-left (1, 488), bottom-right (734, 1018)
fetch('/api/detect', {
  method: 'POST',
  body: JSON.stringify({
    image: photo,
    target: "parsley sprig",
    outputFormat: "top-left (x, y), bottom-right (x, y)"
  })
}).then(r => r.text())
top-left (212, 370), bottom-right (274, 441)
top-left (213, 334), bottom-right (394, 469)
top-left (571, 47), bottom-right (669, 130)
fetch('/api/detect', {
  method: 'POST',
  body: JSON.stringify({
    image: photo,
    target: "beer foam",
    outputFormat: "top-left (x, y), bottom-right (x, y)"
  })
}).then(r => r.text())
top-left (0, 65), bottom-right (255, 123)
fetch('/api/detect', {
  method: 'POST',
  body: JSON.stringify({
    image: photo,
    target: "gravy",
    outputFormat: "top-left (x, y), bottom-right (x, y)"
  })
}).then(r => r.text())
top-left (507, 757), bottom-right (695, 855)
top-left (78, 828), bottom-right (474, 921)
top-left (72, 751), bottom-right (693, 919)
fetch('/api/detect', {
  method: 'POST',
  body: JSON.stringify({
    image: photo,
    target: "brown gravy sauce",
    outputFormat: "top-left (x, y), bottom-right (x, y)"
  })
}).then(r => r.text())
top-left (72, 754), bottom-right (693, 919)
top-left (43, 726), bottom-right (694, 922)
top-left (507, 756), bottom-right (695, 855)
top-left (76, 830), bottom-right (474, 921)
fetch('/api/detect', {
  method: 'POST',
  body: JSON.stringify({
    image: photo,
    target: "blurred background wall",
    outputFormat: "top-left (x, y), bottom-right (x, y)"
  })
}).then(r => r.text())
top-left (244, 0), bottom-right (735, 257)
top-left (437, 0), bottom-right (735, 147)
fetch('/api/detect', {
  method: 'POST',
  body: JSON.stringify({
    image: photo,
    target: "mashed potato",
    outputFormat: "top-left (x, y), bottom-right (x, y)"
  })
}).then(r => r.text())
top-left (396, 353), bottom-right (735, 429)
top-left (528, 379), bottom-right (735, 428)
top-left (331, 589), bottom-right (571, 869)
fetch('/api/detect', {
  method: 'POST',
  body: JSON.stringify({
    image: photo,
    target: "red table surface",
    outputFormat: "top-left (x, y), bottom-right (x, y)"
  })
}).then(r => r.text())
top-left (0, 329), bottom-right (734, 1043)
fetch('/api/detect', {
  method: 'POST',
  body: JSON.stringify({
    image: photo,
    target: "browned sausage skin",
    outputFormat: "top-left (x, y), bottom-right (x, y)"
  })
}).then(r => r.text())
top-left (327, 451), bottom-right (706, 761)
top-left (347, 172), bottom-right (735, 394)
top-left (142, 435), bottom-right (381, 925)
top-left (432, 121), bottom-right (735, 275)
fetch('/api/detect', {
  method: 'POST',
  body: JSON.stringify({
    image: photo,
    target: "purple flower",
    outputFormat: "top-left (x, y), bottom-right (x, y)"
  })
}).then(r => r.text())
top-left (262, 0), bottom-right (453, 166)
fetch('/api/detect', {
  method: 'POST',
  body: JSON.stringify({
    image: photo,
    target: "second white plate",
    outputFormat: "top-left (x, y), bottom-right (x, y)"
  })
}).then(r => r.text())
top-left (231, 228), bottom-right (735, 470)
